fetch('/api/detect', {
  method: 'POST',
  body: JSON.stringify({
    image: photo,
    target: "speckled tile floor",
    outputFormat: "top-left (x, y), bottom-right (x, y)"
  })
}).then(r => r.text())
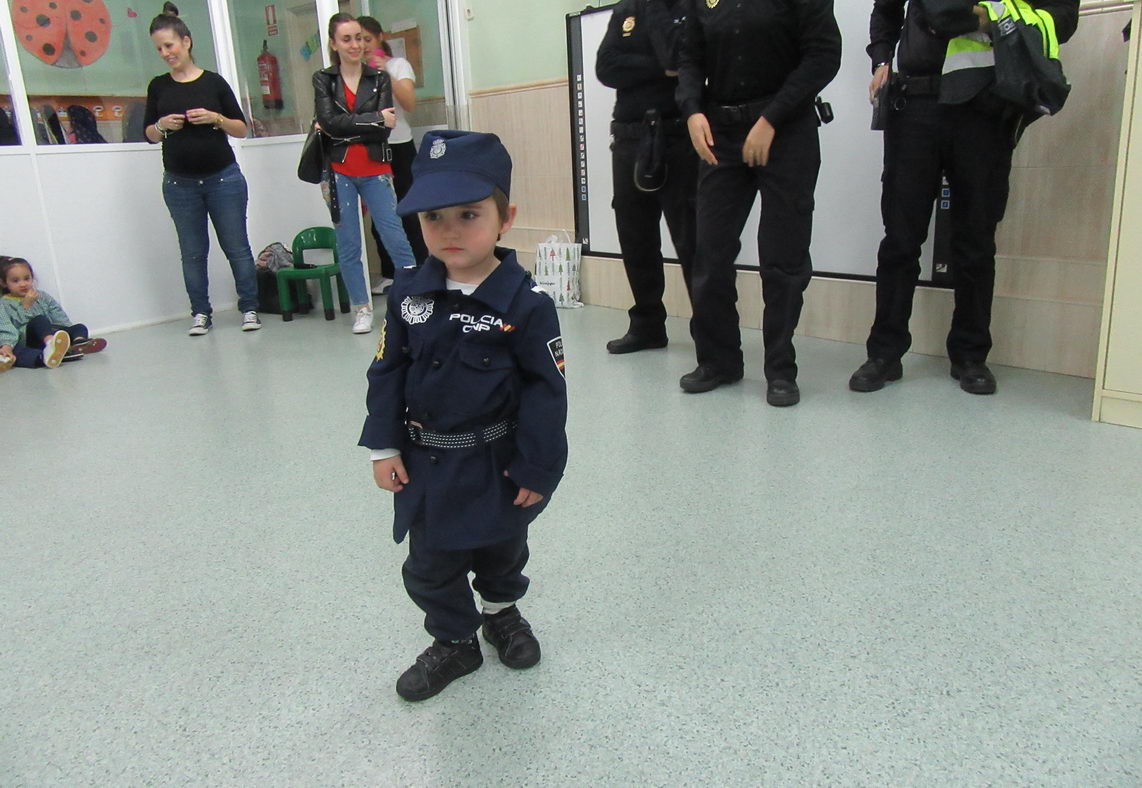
top-left (2, 303), bottom-right (1140, 786)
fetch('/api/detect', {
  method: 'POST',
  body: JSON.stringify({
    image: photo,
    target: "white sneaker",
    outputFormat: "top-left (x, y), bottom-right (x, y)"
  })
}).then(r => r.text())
top-left (352, 307), bottom-right (374, 334)
top-left (241, 311), bottom-right (262, 331)
top-left (189, 313), bottom-right (212, 336)
top-left (370, 277), bottom-right (394, 295)
top-left (43, 329), bottom-right (71, 368)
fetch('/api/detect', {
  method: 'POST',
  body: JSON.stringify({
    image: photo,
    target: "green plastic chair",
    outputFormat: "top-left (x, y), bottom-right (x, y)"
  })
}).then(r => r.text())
top-left (277, 227), bottom-right (350, 321)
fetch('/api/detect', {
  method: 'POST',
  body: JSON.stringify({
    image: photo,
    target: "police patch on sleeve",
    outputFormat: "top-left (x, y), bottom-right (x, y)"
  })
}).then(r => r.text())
top-left (374, 319), bottom-right (387, 361)
top-left (547, 336), bottom-right (565, 378)
top-left (400, 295), bottom-right (434, 324)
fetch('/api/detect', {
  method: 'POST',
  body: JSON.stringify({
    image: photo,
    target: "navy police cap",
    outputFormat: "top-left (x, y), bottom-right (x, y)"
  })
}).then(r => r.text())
top-left (396, 130), bottom-right (512, 216)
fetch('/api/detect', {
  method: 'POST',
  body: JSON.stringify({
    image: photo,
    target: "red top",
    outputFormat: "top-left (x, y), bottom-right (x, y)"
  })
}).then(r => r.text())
top-left (331, 80), bottom-right (393, 177)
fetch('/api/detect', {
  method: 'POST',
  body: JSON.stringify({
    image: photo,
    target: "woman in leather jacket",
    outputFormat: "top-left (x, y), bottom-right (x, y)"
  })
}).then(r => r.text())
top-left (313, 13), bottom-right (417, 334)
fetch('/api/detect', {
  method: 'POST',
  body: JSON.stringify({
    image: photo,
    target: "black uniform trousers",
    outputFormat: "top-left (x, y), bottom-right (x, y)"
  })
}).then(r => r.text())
top-left (867, 95), bottom-right (1015, 365)
top-left (611, 122), bottom-right (698, 339)
top-left (403, 522), bottom-right (530, 642)
top-left (689, 106), bottom-right (820, 382)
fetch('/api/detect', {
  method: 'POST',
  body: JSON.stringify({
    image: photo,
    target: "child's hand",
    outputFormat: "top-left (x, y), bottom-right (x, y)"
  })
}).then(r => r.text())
top-left (0, 344), bottom-right (14, 357)
top-left (382, 107), bottom-right (397, 129)
top-left (504, 471), bottom-right (544, 508)
top-left (373, 456), bottom-right (409, 492)
top-left (22, 288), bottom-right (38, 309)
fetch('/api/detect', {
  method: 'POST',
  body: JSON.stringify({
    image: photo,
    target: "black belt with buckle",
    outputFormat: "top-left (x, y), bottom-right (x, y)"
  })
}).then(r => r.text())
top-left (407, 420), bottom-right (515, 450)
top-left (610, 116), bottom-right (685, 140)
top-left (706, 96), bottom-right (775, 126)
top-left (897, 73), bottom-right (941, 97)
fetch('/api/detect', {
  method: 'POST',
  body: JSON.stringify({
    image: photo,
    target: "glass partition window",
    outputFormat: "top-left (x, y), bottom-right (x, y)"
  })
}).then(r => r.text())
top-left (1, 25), bottom-right (18, 143)
top-left (6, 0), bottom-right (217, 144)
top-left (228, 1), bottom-right (319, 137)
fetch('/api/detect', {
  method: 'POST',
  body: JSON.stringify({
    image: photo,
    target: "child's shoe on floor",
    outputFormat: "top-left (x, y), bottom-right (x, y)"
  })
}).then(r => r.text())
top-left (42, 330), bottom-right (70, 368)
top-left (396, 637), bottom-right (483, 701)
top-left (70, 337), bottom-right (107, 355)
top-left (481, 605), bottom-right (541, 669)
top-left (0, 352), bottom-right (14, 372)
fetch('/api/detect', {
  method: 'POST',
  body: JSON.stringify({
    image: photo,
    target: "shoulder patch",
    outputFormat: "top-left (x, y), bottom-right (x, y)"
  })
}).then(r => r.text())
top-left (547, 336), bottom-right (565, 378)
top-left (374, 319), bottom-right (387, 361)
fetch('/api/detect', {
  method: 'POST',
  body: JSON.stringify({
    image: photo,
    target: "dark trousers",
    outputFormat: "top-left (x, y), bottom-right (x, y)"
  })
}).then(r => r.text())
top-left (403, 526), bottom-right (530, 642)
top-left (689, 107), bottom-right (820, 382)
top-left (867, 96), bottom-right (1015, 365)
top-left (13, 315), bottom-right (87, 368)
top-left (611, 126), bottom-right (698, 339)
top-left (370, 140), bottom-right (428, 276)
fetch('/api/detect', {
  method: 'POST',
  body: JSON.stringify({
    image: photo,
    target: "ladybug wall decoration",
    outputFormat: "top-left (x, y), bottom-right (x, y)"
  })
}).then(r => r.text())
top-left (12, 0), bottom-right (112, 68)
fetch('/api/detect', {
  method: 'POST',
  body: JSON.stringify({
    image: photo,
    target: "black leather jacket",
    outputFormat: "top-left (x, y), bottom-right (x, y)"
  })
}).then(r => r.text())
top-left (312, 64), bottom-right (393, 165)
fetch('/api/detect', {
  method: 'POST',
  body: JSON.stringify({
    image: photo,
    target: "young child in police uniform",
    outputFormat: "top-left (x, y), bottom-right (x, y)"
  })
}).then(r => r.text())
top-left (360, 130), bottom-right (568, 702)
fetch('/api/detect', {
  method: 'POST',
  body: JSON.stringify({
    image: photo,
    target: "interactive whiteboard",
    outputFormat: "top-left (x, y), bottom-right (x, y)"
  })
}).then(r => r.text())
top-left (567, 4), bottom-right (943, 283)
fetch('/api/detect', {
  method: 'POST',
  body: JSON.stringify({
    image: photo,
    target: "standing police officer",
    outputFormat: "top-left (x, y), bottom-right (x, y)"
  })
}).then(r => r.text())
top-left (597, 0), bottom-right (698, 354)
top-left (676, 0), bottom-right (841, 405)
top-left (849, 0), bottom-right (1079, 395)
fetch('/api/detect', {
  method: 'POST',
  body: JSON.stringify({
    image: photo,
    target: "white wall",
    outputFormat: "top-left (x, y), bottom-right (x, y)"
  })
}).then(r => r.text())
top-left (0, 137), bottom-right (330, 334)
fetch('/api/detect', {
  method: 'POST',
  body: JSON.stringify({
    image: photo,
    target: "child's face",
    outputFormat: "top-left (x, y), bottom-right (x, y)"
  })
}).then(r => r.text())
top-left (420, 197), bottom-right (516, 282)
top-left (3, 264), bottom-right (33, 297)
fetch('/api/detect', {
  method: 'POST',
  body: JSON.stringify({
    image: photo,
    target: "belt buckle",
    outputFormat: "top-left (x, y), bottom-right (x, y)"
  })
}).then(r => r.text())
top-left (407, 421), bottom-right (423, 444)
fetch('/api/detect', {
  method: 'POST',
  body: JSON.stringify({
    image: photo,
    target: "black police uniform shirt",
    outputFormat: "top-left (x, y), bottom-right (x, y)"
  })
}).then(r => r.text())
top-left (360, 249), bottom-right (569, 550)
top-left (868, 0), bottom-right (1080, 78)
top-left (676, 0), bottom-right (841, 127)
top-left (596, 0), bottom-right (686, 122)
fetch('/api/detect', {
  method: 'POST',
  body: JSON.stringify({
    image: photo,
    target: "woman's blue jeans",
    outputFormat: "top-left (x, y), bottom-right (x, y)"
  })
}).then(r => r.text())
top-left (334, 172), bottom-right (416, 306)
top-left (162, 162), bottom-right (259, 316)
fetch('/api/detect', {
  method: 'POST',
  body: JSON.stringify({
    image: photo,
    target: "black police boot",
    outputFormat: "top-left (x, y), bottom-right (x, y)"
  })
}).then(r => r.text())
top-left (679, 365), bottom-right (743, 394)
top-left (606, 332), bottom-right (668, 354)
top-left (395, 637), bottom-right (483, 701)
top-left (849, 358), bottom-right (903, 392)
top-left (950, 361), bottom-right (997, 395)
top-left (481, 605), bottom-right (541, 669)
top-left (766, 379), bottom-right (800, 407)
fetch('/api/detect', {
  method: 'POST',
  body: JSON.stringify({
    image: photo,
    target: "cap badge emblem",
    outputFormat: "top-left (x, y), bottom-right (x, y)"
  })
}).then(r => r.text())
top-left (430, 138), bottom-right (447, 159)
top-left (706, 0), bottom-right (719, 7)
top-left (622, 16), bottom-right (636, 35)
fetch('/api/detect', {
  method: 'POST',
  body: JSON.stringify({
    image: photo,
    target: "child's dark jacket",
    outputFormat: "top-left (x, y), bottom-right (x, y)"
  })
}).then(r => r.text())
top-left (360, 249), bottom-right (568, 550)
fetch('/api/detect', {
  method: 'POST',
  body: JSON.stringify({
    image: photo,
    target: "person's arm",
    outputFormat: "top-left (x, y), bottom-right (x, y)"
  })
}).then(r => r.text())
top-left (312, 70), bottom-right (391, 139)
top-left (359, 284), bottom-right (412, 458)
top-left (925, 0), bottom-right (986, 37)
top-left (207, 76), bottom-right (248, 138)
top-left (642, 0), bottom-right (684, 73)
top-left (142, 78), bottom-right (182, 144)
top-left (596, 0), bottom-right (663, 89)
top-left (867, 0), bottom-right (905, 71)
top-left (758, 0), bottom-right (842, 130)
top-left (1031, 0), bottom-right (1080, 43)
top-left (675, 0), bottom-right (706, 119)
top-left (504, 298), bottom-right (568, 503)
top-left (0, 307), bottom-right (18, 348)
top-left (41, 293), bottom-right (70, 326)
top-left (387, 59), bottom-right (417, 112)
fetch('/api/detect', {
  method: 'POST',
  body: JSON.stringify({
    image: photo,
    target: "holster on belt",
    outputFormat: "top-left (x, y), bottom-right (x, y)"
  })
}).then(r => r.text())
top-left (634, 109), bottom-right (668, 193)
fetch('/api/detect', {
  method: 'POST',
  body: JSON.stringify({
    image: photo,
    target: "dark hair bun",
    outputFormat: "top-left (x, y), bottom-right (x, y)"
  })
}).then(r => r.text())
top-left (162, 2), bottom-right (179, 16)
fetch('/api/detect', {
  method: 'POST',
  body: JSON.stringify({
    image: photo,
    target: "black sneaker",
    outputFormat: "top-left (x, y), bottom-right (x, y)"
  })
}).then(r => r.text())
top-left (395, 638), bottom-right (483, 702)
top-left (849, 358), bottom-right (903, 392)
top-left (766, 379), bottom-right (800, 407)
top-left (481, 606), bottom-right (541, 669)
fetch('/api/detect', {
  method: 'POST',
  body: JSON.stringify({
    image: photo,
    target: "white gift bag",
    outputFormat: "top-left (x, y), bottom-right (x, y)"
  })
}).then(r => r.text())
top-left (533, 232), bottom-right (583, 308)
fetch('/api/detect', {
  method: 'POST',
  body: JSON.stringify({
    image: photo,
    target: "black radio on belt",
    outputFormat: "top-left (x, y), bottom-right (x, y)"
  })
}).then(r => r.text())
top-left (815, 96), bottom-right (834, 126)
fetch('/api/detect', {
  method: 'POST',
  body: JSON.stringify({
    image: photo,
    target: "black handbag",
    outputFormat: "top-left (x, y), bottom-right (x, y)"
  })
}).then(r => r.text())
top-left (297, 119), bottom-right (325, 184)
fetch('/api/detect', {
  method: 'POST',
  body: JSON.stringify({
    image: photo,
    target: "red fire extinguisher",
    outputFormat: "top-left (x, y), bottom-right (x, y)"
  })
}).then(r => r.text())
top-left (257, 40), bottom-right (284, 110)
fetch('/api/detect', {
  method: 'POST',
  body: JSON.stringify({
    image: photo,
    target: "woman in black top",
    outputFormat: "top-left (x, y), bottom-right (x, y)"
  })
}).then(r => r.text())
top-left (144, 2), bottom-right (260, 336)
